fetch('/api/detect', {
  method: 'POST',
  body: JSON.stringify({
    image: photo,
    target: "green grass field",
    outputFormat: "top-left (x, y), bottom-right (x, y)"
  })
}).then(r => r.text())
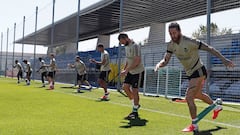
top-left (0, 77), bottom-right (239, 135)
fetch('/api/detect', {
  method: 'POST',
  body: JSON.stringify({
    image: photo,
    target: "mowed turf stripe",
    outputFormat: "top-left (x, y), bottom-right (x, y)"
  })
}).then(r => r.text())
top-left (54, 89), bottom-right (240, 129)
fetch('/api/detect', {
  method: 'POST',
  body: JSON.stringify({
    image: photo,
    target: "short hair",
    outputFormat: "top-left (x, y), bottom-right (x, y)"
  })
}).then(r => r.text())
top-left (97, 44), bottom-right (104, 48)
top-left (15, 60), bottom-right (18, 63)
top-left (168, 22), bottom-right (181, 31)
top-left (23, 59), bottom-right (27, 62)
top-left (38, 57), bottom-right (42, 60)
top-left (118, 33), bottom-right (128, 40)
top-left (75, 55), bottom-right (80, 59)
top-left (50, 53), bottom-right (55, 57)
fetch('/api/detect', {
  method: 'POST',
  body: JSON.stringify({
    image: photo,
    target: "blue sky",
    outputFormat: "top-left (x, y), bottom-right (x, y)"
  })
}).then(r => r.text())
top-left (0, 0), bottom-right (239, 53)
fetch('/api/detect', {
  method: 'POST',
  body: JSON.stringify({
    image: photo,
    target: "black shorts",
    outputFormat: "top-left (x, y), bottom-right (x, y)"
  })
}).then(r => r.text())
top-left (77, 74), bottom-right (87, 82)
top-left (26, 71), bottom-right (32, 77)
top-left (48, 71), bottom-right (56, 78)
top-left (42, 71), bottom-right (48, 77)
top-left (124, 71), bottom-right (144, 88)
top-left (99, 70), bottom-right (110, 82)
top-left (17, 70), bottom-right (23, 78)
top-left (188, 66), bottom-right (207, 80)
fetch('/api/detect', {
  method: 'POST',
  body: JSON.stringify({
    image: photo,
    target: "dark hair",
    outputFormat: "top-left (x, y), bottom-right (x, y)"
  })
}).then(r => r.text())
top-left (168, 22), bottom-right (181, 31)
top-left (39, 57), bottom-right (42, 61)
top-left (97, 44), bottom-right (104, 48)
top-left (23, 59), bottom-right (27, 62)
top-left (50, 53), bottom-right (55, 57)
top-left (15, 60), bottom-right (18, 63)
top-left (118, 33), bottom-right (128, 40)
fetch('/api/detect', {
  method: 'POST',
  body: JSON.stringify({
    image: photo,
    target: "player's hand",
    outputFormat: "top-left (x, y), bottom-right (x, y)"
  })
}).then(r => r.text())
top-left (89, 59), bottom-right (96, 63)
top-left (154, 60), bottom-right (165, 72)
top-left (120, 69), bottom-right (128, 76)
top-left (67, 63), bottom-right (71, 67)
top-left (223, 59), bottom-right (234, 68)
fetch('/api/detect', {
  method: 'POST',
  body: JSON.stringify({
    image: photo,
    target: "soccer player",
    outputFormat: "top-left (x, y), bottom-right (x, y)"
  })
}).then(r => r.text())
top-left (90, 44), bottom-right (111, 100)
top-left (118, 33), bottom-right (144, 120)
top-left (22, 59), bottom-right (32, 85)
top-left (13, 60), bottom-right (23, 83)
top-left (47, 53), bottom-right (57, 90)
top-left (38, 57), bottom-right (48, 87)
top-left (155, 22), bottom-right (234, 132)
top-left (68, 56), bottom-right (92, 93)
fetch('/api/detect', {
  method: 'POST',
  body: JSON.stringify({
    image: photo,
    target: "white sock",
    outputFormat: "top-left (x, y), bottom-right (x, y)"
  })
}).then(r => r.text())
top-left (131, 99), bottom-right (134, 106)
top-left (214, 105), bottom-right (222, 110)
top-left (133, 105), bottom-right (139, 109)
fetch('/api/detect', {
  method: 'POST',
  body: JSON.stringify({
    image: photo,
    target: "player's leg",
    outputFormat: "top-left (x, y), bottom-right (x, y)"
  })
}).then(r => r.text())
top-left (28, 71), bottom-right (32, 84)
top-left (184, 77), bottom-right (204, 131)
top-left (48, 72), bottom-right (54, 89)
top-left (41, 73), bottom-right (45, 86)
top-left (52, 71), bottom-right (56, 85)
top-left (132, 87), bottom-right (140, 111)
top-left (98, 71), bottom-right (109, 99)
top-left (195, 79), bottom-right (213, 104)
top-left (25, 72), bottom-right (31, 85)
top-left (42, 72), bottom-right (48, 87)
top-left (122, 83), bottom-right (133, 100)
top-left (82, 74), bottom-right (92, 90)
top-left (124, 73), bottom-right (142, 120)
top-left (98, 79), bottom-right (107, 92)
top-left (17, 71), bottom-right (20, 83)
top-left (123, 73), bottom-right (134, 100)
top-left (77, 74), bottom-right (82, 93)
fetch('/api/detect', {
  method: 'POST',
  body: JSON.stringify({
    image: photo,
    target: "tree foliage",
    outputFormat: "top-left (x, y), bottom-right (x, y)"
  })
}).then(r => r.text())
top-left (192, 22), bottom-right (232, 38)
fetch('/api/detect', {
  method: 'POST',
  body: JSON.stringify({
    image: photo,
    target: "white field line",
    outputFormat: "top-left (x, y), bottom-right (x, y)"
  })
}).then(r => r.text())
top-left (54, 90), bottom-right (240, 129)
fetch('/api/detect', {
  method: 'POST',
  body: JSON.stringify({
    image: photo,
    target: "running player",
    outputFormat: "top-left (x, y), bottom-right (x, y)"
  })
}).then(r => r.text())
top-left (13, 60), bottom-right (23, 84)
top-left (118, 33), bottom-right (144, 120)
top-left (90, 44), bottom-right (111, 100)
top-left (22, 59), bottom-right (32, 85)
top-left (68, 56), bottom-right (92, 93)
top-left (38, 57), bottom-right (48, 87)
top-left (47, 53), bottom-right (57, 90)
top-left (155, 22), bottom-right (234, 132)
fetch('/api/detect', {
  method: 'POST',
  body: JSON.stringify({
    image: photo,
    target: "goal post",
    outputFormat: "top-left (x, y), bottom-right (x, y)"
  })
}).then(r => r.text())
top-left (143, 66), bottom-right (182, 98)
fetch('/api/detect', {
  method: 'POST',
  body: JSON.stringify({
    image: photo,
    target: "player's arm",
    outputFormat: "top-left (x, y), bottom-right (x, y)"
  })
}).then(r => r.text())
top-left (155, 52), bottom-right (172, 71)
top-left (125, 56), bottom-right (141, 72)
top-left (68, 63), bottom-right (75, 68)
top-left (199, 42), bottom-right (234, 68)
top-left (97, 56), bottom-right (106, 65)
top-left (90, 55), bottom-right (106, 65)
top-left (121, 61), bottom-right (128, 76)
top-left (83, 63), bottom-right (87, 71)
top-left (123, 61), bottom-right (128, 70)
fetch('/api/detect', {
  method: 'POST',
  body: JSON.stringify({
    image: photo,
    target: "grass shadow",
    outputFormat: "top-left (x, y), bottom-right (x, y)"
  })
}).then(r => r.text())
top-left (120, 117), bottom-right (148, 128)
top-left (60, 86), bottom-right (75, 89)
top-left (95, 98), bottom-right (110, 102)
top-left (72, 91), bottom-right (85, 94)
top-left (193, 126), bottom-right (227, 135)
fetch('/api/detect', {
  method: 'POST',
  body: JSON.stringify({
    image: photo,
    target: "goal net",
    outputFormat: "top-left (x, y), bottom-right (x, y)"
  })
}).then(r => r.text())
top-left (143, 66), bottom-right (182, 98)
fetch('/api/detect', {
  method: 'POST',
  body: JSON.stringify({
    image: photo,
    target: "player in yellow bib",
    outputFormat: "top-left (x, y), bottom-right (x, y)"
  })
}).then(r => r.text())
top-left (155, 22), bottom-right (234, 132)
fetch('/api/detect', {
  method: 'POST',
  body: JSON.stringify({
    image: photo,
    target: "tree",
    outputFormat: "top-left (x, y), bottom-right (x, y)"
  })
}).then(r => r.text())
top-left (192, 22), bottom-right (232, 38)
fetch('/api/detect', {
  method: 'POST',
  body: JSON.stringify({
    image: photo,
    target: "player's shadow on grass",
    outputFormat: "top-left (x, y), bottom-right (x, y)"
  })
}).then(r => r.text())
top-left (193, 126), bottom-right (227, 135)
top-left (120, 117), bottom-right (148, 128)
top-left (95, 98), bottom-right (110, 102)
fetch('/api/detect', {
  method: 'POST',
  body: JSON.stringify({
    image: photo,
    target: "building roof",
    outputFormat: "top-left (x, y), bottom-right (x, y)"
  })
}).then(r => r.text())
top-left (15, 0), bottom-right (240, 46)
